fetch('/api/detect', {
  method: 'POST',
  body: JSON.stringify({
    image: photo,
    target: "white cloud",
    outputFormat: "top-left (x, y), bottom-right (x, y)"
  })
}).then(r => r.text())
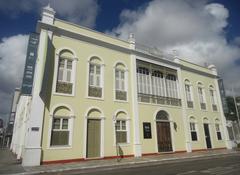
top-left (0, 35), bottom-right (28, 123)
top-left (0, 0), bottom-right (99, 28)
top-left (110, 0), bottom-right (240, 94)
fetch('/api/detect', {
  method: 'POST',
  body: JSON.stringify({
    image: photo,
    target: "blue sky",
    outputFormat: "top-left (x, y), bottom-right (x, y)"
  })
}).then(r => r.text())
top-left (0, 0), bottom-right (240, 124)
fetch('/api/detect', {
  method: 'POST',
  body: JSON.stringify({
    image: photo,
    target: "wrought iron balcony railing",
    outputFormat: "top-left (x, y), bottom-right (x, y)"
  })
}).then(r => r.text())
top-left (56, 82), bottom-right (73, 94)
top-left (138, 93), bottom-right (181, 107)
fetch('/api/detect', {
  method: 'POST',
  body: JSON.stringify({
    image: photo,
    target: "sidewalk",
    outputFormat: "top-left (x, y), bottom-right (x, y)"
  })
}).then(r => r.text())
top-left (0, 149), bottom-right (239, 175)
top-left (23, 149), bottom-right (239, 175)
top-left (0, 148), bottom-right (25, 175)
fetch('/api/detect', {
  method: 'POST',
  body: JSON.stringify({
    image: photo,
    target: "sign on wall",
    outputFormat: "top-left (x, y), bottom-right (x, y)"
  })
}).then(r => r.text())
top-left (21, 33), bottom-right (39, 95)
top-left (143, 122), bottom-right (152, 139)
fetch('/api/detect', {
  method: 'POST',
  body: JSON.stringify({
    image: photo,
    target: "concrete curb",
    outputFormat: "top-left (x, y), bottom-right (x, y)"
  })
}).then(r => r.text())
top-left (16, 151), bottom-right (239, 175)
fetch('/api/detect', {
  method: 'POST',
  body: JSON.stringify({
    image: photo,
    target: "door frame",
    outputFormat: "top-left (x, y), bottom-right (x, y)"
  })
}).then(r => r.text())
top-left (156, 120), bottom-right (173, 152)
top-left (83, 107), bottom-right (105, 159)
top-left (154, 111), bottom-right (175, 153)
top-left (203, 122), bottom-right (213, 149)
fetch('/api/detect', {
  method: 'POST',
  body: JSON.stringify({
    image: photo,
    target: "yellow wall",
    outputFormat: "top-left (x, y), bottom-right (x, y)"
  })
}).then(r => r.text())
top-left (40, 20), bottom-right (226, 162)
top-left (41, 35), bottom-right (134, 161)
top-left (181, 68), bottom-right (226, 150)
top-left (138, 103), bottom-right (186, 153)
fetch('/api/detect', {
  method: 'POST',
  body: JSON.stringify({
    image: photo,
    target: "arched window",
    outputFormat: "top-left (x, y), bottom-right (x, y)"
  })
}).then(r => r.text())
top-left (215, 119), bottom-right (222, 140)
top-left (55, 49), bottom-right (75, 95)
top-left (185, 79), bottom-right (193, 108)
top-left (189, 117), bottom-right (198, 141)
top-left (197, 82), bottom-right (206, 110)
top-left (50, 106), bottom-right (73, 146)
top-left (156, 110), bottom-right (169, 121)
top-left (209, 85), bottom-right (218, 111)
top-left (114, 111), bottom-right (129, 144)
top-left (115, 63), bottom-right (127, 101)
top-left (88, 57), bottom-right (103, 98)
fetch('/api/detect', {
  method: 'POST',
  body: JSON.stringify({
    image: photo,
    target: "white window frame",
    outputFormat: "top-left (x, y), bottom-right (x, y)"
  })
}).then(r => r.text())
top-left (115, 120), bottom-right (128, 144)
top-left (209, 86), bottom-right (218, 111)
top-left (57, 58), bottom-right (73, 83)
top-left (137, 66), bottom-right (151, 95)
top-left (197, 83), bottom-right (207, 110)
top-left (87, 56), bottom-right (105, 100)
top-left (114, 62), bottom-right (128, 102)
top-left (113, 112), bottom-right (130, 146)
top-left (49, 116), bottom-right (73, 149)
top-left (165, 74), bottom-right (178, 99)
top-left (215, 122), bottom-right (222, 140)
top-left (52, 48), bottom-right (77, 97)
top-left (185, 80), bottom-right (194, 108)
top-left (190, 122), bottom-right (198, 141)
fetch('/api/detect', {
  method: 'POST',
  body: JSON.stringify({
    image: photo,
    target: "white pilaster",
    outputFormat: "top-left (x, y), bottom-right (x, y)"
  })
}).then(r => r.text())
top-left (22, 5), bottom-right (55, 166)
top-left (129, 33), bottom-right (142, 157)
top-left (174, 58), bottom-right (192, 152)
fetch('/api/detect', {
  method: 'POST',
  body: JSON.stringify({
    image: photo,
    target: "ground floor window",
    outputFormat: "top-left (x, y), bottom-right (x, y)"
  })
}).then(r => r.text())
top-left (190, 122), bottom-right (198, 141)
top-left (115, 120), bottom-right (127, 143)
top-left (215, 123), bottom-right (222, 140)
top-left (50, 117), bottom-right (70, 146)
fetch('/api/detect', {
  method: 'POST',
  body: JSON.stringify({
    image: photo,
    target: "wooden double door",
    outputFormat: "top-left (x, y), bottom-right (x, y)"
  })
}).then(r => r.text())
top-left (156, 121), bottom-right (173, 152)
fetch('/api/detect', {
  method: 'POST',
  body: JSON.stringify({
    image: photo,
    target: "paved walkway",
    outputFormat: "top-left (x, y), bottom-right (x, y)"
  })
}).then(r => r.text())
top-left (0, 148), bottom-right (24, 175)
top-left (0, 149), bottom-right (239, 175)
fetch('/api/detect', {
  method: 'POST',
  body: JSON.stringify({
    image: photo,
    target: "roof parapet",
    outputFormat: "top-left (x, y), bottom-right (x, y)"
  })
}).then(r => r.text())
top-left (41, 4), bottom-right (56, 25)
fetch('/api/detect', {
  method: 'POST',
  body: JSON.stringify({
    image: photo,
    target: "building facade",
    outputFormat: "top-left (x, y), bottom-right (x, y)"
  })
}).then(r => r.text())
top-left (11, 6), bottom-right (231, 166)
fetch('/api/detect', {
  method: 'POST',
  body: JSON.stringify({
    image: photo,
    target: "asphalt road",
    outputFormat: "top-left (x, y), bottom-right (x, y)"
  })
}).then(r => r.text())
top-left (55, 154), bottom-right (240, 175)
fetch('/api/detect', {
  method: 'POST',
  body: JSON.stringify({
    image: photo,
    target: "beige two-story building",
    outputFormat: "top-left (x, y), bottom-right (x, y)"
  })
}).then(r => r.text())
top-left (11, 5), bottom-right (231, 166)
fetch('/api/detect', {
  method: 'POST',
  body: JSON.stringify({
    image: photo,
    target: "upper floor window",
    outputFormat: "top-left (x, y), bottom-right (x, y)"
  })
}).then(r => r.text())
top-left (151, 70), bottom-right (165, 97)
top-left (185, 80), bottom-right (193, 108)
top-left (55, 50), bottom-right (75, 95)
top-left (115, 63), bottom-right (127, 101)
top-left (189, 117), bottom-right (198, 141)
top-left (197, 83), bottom-right (206, 110)
top-left (137, 67), bottom-right (151, 94)
top-left (209, 86), bottom-right (218, 111)
top-left (88, 57), bottom-right (103, 98)
top-left (166, 74), bottom-right (178, 99)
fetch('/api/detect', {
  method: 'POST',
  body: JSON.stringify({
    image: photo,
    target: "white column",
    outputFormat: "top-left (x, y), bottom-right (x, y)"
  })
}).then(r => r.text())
top-left (22, 5), bottom-right (55, 166)
top-left (129, 33), bottom-right (142, 157)
top-left (174, 58), bottom-right (192, 152)
top-left (22, 29), bottom-right (48, 166)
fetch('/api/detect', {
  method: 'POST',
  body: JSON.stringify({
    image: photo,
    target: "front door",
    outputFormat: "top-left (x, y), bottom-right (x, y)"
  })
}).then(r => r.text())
top-left (157, 122), bottom-right (173, 152)
top-left (87, 119), bottom-right (101, 158)
top-left (203, 123), bottom-right (212, 149)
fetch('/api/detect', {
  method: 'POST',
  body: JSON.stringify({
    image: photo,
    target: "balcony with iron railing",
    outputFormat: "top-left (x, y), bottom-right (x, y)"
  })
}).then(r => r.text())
top-left (115, 90), bottom-right (127, 101)
top-left (56, 81), bottom-right (73, 94)
top-left (200, 103), bottom-right (206, 110)
top-left (138, 93), bottom-right (182, 107)
top-left (88, 86), bottom-right (102, 98)
top-left (212, 104), bottom-right (218, 111)
top-left (187, 101), bottom-right (194, 108)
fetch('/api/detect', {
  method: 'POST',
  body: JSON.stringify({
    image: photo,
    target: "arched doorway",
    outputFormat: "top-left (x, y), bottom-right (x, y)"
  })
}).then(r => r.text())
top-left (156, 111), bottom-right (173, 152)
top-left (86, 108), bottom-right (102, 158)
